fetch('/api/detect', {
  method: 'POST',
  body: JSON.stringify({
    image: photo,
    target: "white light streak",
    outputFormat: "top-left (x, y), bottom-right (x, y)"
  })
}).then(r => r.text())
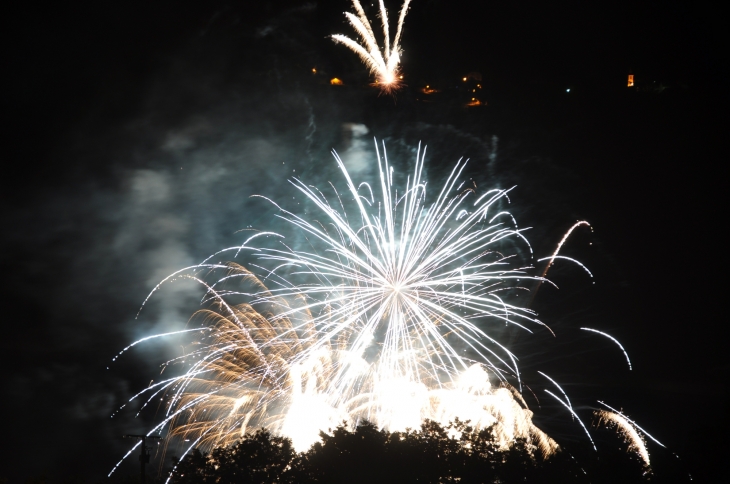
top-left (598, 401), bottom-right (664, 447)
top-left (581, 327), bottom-right (632, 370)
top-left (545, 390), bottom-right (596, 451)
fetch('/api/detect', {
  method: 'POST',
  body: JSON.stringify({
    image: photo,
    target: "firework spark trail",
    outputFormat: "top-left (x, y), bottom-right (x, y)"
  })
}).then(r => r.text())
top-left (538, 371), bottom-right (573, 417)
top-left (536, 255), bottom-right (593, 278)
top-left (111, 328), bottom-right (209, 362)
top-left (598, 401), bottom-right (664, 447)
top-left (581, 327), bottom-right (632, 370)
top-left (540, 220), bottom-right (592, 279)
top-left (528, 220), bottom-right (591, 306)
top-left (595, 410), bottom-right (650, 466)
top-left (545, 390), bottom-right (597, 451)
top-left (332, 0), bottom-right (412, 93)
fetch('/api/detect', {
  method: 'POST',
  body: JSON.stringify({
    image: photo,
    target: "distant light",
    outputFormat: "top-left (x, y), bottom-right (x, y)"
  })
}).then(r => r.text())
top-left (330, 78), bottom-right (343, 85)
top-left (566, 88), bottom-right (571, 92)
top-left (462, 77), bottom-right (467, 81)
top-left (312, 68), bottom-right (317, 74)
top-left (627, 74), bottom-right (634, 87)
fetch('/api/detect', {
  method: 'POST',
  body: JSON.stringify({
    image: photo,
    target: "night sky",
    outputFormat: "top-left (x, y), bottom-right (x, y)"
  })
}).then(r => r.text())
top-left (1, 0), bottom-right (725, 482)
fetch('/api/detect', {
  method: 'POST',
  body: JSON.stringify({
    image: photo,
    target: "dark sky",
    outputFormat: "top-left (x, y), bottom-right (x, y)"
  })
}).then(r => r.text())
top-left (1, 1), bottom-right (725, 482)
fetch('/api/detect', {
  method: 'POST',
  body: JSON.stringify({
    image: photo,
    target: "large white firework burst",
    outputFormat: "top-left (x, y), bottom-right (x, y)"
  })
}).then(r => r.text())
top-left (253, 142), bottom-right (549, 396)
top-left (110, 142), bottom-right (566, 478)
top-left (112, 141), bottom-right (663, 478)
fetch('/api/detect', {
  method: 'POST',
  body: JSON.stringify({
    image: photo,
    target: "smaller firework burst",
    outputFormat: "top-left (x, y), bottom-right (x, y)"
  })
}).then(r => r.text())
top-left (332, 0), bottom-right (412, 94)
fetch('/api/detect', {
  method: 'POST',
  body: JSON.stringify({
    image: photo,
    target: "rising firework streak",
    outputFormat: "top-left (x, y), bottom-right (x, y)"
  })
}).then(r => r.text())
top-left (332, 0), bottom-right (412, 93)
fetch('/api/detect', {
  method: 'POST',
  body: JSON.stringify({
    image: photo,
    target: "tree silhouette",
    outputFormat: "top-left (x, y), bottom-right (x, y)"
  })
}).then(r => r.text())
top-left (168, 420), bottom-right (689, 484)
top-left (170, 429), bottom-right (297, 484)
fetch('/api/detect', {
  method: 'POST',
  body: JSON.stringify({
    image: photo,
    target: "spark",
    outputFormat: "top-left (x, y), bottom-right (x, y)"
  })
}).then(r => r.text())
top-left (529, 220), bottom-right (591, 304)
top-left (545, 390), bottom-right (596, 451)
top-left (541, 221), bottom-right (592, 280)
top-left (598, 401), bottom-right (664, 447)
top-left (538, 371), bottom-right (573, 416)
top-left (332, 0), bottom-right (412, 94)
top-left (111, 328), bottom-right (208, 362)
top-left (581, 327), bottom-right (632, 370)
top-left (595, 409), bottom-right (650, 466)
top-left (536, 255), bottom-right (593, 278)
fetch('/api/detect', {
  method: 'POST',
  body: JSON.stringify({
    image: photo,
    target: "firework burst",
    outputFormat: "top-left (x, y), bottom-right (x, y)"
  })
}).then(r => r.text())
top-left (332, 0), bottom-right (412, 93)
top-left (111, 142), bottom-right (568, 477)
top-left (112, 141), bottom-right (665, 478)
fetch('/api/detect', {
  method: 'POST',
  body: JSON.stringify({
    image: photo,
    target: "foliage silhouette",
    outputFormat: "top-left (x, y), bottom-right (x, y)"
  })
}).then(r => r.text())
top-left (169, 419), bottom-right (690, 483)
top-left (170, 420), bottom-right (588, 484)
top-left (170, 429), bottom-right (298, 484)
